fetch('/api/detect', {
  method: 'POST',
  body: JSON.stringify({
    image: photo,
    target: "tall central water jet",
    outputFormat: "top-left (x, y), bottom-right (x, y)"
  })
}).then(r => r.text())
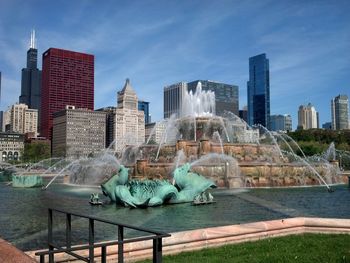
top-left (181, 82), bottom-right (215, 117)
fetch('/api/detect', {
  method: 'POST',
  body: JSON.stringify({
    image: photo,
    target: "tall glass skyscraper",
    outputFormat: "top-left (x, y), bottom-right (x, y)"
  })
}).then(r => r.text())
top-left (163, 82), bottom-right (187, 119)
top-left (247, 53), bottom-right (270, 128)
top-left (331, 95), bottom-right (349, 130)
top-left (19, 31), bottom-right (42, 115)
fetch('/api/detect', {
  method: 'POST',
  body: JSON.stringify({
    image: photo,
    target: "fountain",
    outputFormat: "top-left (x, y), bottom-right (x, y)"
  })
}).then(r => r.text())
top-left (3, 82), bottom-right (343, 203)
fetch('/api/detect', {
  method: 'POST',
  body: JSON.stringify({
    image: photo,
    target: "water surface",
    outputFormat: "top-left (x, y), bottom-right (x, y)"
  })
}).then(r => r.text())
top-left (0, 183), bottom-right (349, 251)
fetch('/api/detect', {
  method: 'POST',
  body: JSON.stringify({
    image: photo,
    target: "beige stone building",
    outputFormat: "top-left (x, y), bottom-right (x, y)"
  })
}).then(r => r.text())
top-left (298, 103), bottom-right (319, 130)
top-left (52, 106), bottom-right (106, 158)
top-left (115, 79), bottom-right (145, 153)
top-left (6, 103), bottom-right (38, 136)
top-left (0, 132), bottom-right (24, 161)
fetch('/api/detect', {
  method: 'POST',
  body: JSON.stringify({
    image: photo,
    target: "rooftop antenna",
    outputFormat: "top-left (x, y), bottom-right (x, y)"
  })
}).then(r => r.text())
top-left (30, 29), bottom-right (36, 49)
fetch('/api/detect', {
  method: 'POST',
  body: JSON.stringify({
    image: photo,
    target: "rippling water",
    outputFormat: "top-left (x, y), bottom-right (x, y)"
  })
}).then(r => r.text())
top-left (0, 183), bottom-right (349, 251)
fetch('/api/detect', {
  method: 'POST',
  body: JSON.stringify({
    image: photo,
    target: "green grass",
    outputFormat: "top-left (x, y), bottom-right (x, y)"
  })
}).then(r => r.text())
top-left (138, 234), bottom-right (350, 263)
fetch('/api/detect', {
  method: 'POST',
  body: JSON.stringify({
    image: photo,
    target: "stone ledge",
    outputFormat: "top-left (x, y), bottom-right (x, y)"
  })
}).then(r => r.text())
top-left (0, 238), bottom-right (36, 263)
top-left (26, 217), bottom-right (350, 262)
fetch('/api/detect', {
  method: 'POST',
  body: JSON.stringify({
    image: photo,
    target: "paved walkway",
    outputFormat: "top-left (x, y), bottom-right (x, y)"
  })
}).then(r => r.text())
top-left (0, 238), bottom-right (36, 263)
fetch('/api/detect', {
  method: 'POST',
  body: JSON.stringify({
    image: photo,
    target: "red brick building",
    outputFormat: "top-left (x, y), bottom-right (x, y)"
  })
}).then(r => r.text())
top-left (41, 48), bottom-right (94, 139)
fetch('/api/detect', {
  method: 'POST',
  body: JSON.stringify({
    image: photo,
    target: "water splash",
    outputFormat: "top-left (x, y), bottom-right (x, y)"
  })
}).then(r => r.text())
top-left (181, 82), bottom-right (215, 117)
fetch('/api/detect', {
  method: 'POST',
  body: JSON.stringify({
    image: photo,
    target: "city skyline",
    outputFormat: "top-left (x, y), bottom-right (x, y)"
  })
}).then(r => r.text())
top-left (1, 0), bottom-right (350, 129)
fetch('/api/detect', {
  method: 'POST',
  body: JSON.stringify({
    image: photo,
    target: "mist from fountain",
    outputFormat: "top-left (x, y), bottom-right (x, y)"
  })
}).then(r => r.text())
top-left (174, 150), bottom-right (186, 170)
top-left (68, 153), bottom-right (120, 186)
top-left (221, 111), bottom-right (259, 144)
top-left (323, 142), bottom-right (336, 161)
top-left (190, 153), bottom-right (243, 188)
top-left (155, 114), bottom-right (179, 161)
top-left (16, 157), bottom-right (64, 177)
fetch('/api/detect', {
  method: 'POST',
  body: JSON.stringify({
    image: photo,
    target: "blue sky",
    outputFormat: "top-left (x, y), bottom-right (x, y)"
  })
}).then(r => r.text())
top-left (0, 0), bottom-right (349, 128)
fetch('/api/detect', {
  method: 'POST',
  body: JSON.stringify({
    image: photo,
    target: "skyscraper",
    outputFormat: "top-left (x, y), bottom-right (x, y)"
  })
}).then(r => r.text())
top-left (96, 106), bottom-right (116, 148)
top-left (115, 79), bottom-right (145, 153)
top-left (331, 95), bottom-right (349, 130)
top-left (52, 106), bottom-right (106, 158)
top-left (298, 103), bottom-right (318, 130)
top-left (8, 103), bottom-right (38, 135)
top-left (0, 71), bottom-right (2, 105)
top-left (187, 80), bottom-right (239, 116)
top-left (247, 53), bottom-right (270, 128)
top-left (239, 106), bottom-right (248, 123)
top-left (19, 31), bottom-right (42, 114)
top-left (41, 48), bottom-right (94, 139)
top-left (138, 100), bottom-right (151, 124)
top-left (164, 82), bottom-right (187, 119)
top-left (270, 114), bottom-right (292, 132)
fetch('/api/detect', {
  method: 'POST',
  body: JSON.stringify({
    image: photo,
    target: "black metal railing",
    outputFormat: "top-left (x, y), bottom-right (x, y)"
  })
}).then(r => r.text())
top-left (35, 208), bottom-right (171, 263)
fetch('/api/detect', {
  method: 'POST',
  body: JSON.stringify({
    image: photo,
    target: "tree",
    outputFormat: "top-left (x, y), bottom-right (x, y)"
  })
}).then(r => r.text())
top-left (22, 142), bottom-right (51, 163)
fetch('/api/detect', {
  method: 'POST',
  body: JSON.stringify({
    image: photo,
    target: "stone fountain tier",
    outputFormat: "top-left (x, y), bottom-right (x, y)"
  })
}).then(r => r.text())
top-left (137, 140), bottom-right (285, 164)
top-left (122, 140), bottom-right (342, 188)
top-left (129, 160), bottom-right (341, 188)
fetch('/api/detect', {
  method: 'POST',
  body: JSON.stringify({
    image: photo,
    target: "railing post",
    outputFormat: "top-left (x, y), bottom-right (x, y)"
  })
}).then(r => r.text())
top-left (48, 209), bottom-right (54, 263)
top-left (101, 245), bottom-right (107, 263)
top-left (153, 238), bottom-right (162, 263)
top-left (118, 226), bottom-right (124, 263)
top-left (66, 213), bottom-right (71, 249)
top-left (89, 218), bottom-right (95, 263)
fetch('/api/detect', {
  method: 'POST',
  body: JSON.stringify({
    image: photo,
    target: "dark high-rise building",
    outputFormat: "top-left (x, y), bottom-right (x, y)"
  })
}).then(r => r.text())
top-left (322, 122), bottom-right (332, 130)
top-left (331, 95), bottom-right (349, 130)
top-left (41, 48), bottom-right (94, 139)
top-left (163, 82), bottom-right (187, 119)
top-left (239, 106), bottom-right (248, 123)
top-left (0, 71), bottom-right (2, 105)
top-left (19, 31), bottom-right (42, 115)
top-left (247, 53), bottom-right (270, 128)
top-left (138, 100), bottom-right (151, 124)
top-left (96, 106), bottom-right (116, 148)
top-left (187, 80), bottom-right (239, 116)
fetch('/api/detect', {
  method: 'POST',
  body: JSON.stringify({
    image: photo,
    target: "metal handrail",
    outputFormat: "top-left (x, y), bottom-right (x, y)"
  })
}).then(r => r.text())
top-left (35, 208), bottom-right (171, 263)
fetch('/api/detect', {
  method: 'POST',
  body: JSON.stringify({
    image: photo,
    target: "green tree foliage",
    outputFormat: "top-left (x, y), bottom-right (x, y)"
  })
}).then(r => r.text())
top-left (294, 141), bottom-right (329, 156)
top-left (288, 129), bottom-right (350, 155)
top-left (22, 142), bottom-right (51, 163)
top-left (287, 129), bottom-right (350, 169)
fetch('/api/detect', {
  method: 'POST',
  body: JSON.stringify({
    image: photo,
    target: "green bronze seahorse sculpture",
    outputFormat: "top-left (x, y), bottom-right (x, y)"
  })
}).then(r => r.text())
top-left (101, 163), bottom-right (216, 208)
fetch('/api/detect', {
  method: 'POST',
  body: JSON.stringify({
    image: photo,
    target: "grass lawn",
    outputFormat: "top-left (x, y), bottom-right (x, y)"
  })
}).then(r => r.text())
top-left (138, 233), bottom-right (350, 263)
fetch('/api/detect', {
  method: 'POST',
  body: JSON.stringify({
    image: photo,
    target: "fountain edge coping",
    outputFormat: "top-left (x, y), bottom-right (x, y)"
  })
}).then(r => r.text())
top-left (26, 217), bottom-right (350, 262)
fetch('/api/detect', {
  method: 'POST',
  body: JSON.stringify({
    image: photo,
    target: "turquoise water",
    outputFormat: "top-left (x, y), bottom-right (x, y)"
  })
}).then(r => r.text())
top-left (0, 183), bottom-right (349, 251)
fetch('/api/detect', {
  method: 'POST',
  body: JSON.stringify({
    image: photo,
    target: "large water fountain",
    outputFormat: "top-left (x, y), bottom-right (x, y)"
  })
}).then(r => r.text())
top-left (28, 82), bottom-right (341, 195)
top-left (4, 81), bottom-right (343, 199)
top-left (113, 82), bottom-right (341, 193)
